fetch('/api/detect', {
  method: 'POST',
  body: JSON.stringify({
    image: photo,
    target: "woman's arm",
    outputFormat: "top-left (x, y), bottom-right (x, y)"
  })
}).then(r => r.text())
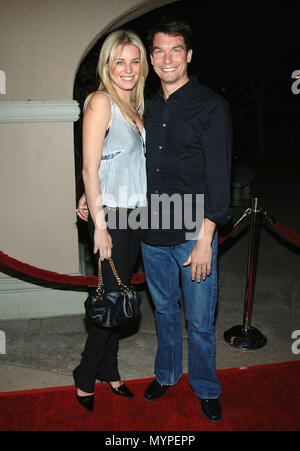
top-left (82, 92), bottom-right (112, 260)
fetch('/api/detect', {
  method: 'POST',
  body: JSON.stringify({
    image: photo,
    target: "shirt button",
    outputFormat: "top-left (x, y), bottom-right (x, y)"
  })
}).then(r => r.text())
top-left (156, 168), bottom-right (160, 172)
top-left (155, 190), bottom-right (158, 193)
top-left (158, 146), bottom-right (163, 150)
top-left (162, 123), bottom-right (166, 127)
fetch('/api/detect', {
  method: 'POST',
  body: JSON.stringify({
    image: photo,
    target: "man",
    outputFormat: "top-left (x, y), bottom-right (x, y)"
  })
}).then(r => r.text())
top-left (139, 20), bottom-right (232, 423)
top-left (77, 19), bottom-right (232, 423)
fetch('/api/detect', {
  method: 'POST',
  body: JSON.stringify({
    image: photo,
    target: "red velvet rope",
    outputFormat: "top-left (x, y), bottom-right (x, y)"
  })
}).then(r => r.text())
top-left (0, 231), bottom-right (234, 288)
top-left (218, 227), bottom-right (236, 244)
top-left (270, 222), bottom-right (300, 247)
top-left (0, 249), bottom-right (147, 287)
top-left (1, 220), bottom-right (297, 288)
top-left (0, 250), bottom-right (99, 287)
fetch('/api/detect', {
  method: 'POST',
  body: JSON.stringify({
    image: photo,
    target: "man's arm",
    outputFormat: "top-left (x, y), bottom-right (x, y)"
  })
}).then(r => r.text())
top-left (183, 96), bottom-right (232, 282)
top-left (201, 96), bottom-right (233, 225)
top-left (183, 218), bottom-right (216, 282)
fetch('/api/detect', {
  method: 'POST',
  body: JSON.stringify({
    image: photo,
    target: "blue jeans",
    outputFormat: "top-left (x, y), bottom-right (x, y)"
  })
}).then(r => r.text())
top-left (141, 233), bottom-right (221, 399)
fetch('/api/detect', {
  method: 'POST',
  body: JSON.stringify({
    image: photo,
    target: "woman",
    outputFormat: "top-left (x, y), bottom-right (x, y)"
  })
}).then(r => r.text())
top-left (73, 29), bottom-right (148, 411)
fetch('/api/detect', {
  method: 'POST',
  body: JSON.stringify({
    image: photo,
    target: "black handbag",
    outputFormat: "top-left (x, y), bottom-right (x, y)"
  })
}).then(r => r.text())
top-left (84, 257), bottom-right (141, 328)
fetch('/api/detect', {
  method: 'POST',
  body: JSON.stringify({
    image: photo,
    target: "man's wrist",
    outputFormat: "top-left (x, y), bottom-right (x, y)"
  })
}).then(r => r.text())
top-left (197, 218), bottom-right (216, 243)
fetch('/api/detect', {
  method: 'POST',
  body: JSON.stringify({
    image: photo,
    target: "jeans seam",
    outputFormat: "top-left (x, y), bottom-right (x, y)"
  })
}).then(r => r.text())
top-left (181, 235), bottom-right (221, 399)
top-left (170, 253), bottom-right (176, 384)
top-left (142, 242), bottom-right (183, 387)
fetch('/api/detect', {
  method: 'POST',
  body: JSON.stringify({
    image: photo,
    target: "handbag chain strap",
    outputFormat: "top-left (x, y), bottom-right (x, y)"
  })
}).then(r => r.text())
top-left (97, 258), bottom-right (129, 294)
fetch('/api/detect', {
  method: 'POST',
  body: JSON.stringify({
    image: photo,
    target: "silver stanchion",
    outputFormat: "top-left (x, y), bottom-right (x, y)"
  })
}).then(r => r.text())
top-left (224, 197), bottom-right (267, 350)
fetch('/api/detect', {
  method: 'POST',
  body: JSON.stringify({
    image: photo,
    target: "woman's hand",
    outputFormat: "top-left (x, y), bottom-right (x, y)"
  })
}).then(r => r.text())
top-left (76, 193), bottom-right (89, 222)
top-left (94, 228), bottom-right (113, 261)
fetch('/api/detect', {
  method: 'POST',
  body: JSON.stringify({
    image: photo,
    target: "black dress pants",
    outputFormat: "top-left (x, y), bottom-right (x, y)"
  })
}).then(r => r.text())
top-left (73, 208), bottom-right (140, 393)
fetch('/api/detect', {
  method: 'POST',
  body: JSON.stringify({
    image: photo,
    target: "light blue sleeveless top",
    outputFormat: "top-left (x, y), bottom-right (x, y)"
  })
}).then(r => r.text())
top-left (86, 92), bottom-right (147, 208)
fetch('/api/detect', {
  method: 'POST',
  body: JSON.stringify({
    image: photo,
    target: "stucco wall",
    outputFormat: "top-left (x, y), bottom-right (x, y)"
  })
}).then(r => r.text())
top-left (0, 0), bottom-right (175, 100)
top-left (0, 0), bottom-right (175, 318)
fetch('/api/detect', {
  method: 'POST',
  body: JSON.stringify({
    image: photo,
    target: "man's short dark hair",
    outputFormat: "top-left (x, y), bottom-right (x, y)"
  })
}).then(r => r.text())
top-left (147, 19), bottom-right (193, 54)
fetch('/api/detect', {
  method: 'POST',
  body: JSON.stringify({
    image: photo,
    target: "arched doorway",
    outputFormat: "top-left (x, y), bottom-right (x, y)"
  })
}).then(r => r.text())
top-left (73, 0), bottom-right (289, 276)
top-left (73, 0), bottom-right (240, 277)
top-left (73, 0), bottom-right (180, 277)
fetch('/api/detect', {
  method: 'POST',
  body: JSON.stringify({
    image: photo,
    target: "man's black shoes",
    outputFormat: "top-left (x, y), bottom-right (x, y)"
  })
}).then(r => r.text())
top-left (143, 379), bottom-right (169, 401)
top-left (143, 379), bottom-right (222, 422)
top-left (200, 398), bottom-right (222, 422)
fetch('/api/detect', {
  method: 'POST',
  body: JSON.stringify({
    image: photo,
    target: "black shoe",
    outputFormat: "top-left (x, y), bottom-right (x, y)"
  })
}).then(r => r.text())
top-left (200, 398), bottom-right (222, 422)
top-left (109, 383), bottom-right (135, 399)
top-left (76, 393), bottom-right (94, 412)
top-left (143, 379), bottom-right (169, 401)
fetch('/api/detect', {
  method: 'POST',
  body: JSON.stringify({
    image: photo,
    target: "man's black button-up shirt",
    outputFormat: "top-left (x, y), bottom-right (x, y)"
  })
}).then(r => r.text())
top-left (139, 75), bottom-right (233, 246)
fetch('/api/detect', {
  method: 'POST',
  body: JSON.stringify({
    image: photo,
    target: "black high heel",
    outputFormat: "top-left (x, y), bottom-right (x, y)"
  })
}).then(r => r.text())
top-left (76, 393), bottom-right (94, 411)
top-left (109, 383), bottom-right (135, 399)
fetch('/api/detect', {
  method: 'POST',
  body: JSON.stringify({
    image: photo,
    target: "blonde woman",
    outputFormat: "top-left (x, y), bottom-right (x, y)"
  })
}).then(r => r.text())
top-left (73, 30), bottom-right (148, 411)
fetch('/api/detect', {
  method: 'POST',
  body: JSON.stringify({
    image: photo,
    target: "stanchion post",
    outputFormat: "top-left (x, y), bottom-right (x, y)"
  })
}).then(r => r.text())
top-left (243, 197), bottom-right (260, 331)
top-left (224, 197), bottom-right (267, 350)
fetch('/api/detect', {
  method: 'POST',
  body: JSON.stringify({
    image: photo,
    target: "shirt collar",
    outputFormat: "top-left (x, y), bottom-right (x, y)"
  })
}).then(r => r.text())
top-left (156, 75), bottom-right (198, 102)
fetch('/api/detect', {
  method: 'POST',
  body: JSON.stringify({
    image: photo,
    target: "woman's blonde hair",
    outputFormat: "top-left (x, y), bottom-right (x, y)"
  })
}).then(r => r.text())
top-left (84, 30), bottom-right (148, 125)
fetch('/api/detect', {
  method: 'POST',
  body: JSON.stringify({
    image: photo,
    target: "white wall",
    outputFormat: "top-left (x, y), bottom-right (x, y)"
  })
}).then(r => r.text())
top-left (0, 0), bottom-right (176, 319)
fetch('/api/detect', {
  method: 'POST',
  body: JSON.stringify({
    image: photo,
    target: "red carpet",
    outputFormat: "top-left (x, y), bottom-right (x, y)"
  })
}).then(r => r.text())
top-left (0, 361), bottom-right (299, 431)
